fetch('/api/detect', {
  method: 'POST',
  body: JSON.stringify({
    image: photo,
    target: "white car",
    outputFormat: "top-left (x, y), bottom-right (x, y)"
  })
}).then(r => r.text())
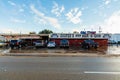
top-left (33, 40), bottom-right (45, 48)
top-left (0, 42), bottom-right (7, 47)
top-left (47, 41), bottom-right (56, 48)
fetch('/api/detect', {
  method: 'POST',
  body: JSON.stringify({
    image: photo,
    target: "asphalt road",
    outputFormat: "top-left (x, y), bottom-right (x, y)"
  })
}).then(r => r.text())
top-left (0, 56), bottom-right (120, 80)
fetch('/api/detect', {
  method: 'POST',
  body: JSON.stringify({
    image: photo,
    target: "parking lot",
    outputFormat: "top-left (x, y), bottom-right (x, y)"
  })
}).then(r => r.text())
top-left (0, 45), bottom-right (106, 54)
top-left (1, 44), bottom-right (120, 56)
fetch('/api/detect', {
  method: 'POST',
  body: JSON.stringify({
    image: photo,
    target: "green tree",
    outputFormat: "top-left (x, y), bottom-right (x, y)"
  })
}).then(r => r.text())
top-left (29, 32), bottom-right (36, 34)
top-left (73, 31), bottom-right (79, 33)
top-left (39, 29), bottom-right (53, 34)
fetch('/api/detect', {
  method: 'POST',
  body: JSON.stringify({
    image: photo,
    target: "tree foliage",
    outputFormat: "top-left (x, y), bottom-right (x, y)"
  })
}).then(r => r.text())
top-left (73, 31), bottom-right (79, 33)
top-left (39, 29), bottom-right (53, 34)
top-left (29, 32), bottom-right (36, 34)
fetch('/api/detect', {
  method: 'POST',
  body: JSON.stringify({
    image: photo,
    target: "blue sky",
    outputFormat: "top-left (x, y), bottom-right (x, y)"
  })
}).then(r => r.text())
top-left (0, 0), bottom-right (120, 34)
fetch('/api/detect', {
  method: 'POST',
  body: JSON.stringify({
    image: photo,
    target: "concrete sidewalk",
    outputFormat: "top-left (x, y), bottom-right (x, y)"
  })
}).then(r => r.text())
top-left (1, 48), bottom-right (120, 57)
top-left (2, 52), bottom-right (120, 57)
top-left (2, 52), bottom-right (101, 57)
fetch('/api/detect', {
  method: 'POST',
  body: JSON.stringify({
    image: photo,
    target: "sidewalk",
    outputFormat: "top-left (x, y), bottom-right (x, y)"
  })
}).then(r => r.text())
top-left (2, 51), bottom-right (120, 57)
top-left (1, 48), bottom-right (120, 57)
top-left (2, 52), bottom-right (101, 57)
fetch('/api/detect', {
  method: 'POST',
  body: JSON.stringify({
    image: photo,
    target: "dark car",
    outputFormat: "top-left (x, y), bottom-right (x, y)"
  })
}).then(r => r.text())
top-left (10, 40), bottom-right (24, 49)
top-left (60, 39), bottom-right (69, 48)
top-left (81, 39), bottom-right (98, 49)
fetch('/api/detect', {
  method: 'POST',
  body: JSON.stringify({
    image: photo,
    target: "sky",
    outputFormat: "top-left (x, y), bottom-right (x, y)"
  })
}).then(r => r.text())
top-left (0, 0), bottom-right (120, 34)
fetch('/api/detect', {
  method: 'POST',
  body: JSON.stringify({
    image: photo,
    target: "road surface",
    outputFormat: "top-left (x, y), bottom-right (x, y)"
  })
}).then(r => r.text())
top-left (0, 56), bottom-right (120, 80)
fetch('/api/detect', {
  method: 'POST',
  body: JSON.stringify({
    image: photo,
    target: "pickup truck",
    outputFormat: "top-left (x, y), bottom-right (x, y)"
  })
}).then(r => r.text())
top-left (81, 39), bottom-right (98, 49)
top-left (60, 39), bottom-right (69, 48)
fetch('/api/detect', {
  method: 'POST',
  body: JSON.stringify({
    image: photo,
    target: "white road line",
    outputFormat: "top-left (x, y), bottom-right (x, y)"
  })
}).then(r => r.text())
top-left (84, 71), bottom-right (120, 74)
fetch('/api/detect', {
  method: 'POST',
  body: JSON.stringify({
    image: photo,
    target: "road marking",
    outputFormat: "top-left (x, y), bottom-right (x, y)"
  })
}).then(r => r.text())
top-left (84, 71), bottom-right (120, 74)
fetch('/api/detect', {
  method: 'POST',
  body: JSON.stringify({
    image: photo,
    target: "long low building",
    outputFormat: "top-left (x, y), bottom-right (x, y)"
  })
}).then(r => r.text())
top-left (0, 34), bottom-right (49, 41)
top-left (0, 32), bottom-right (111, 47)
top-left (49, 32), bottom-right (110, 46)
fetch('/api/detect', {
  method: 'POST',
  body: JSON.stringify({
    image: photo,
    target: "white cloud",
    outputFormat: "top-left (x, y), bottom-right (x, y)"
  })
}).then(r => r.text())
top-left (104, 0), bottom-right (118, 4)
top-left (0, 27), bottom-right (17, 34)
top-left (81, 6), bottom-right (88, 11)
top-left (19, 8), bottom-right (24, 12)
top-left (0, 28), bottom-right (30, 34)
top-left (46, 17), bottom-right (61, 29)
top-left (65, 8), bottom-right (82, 24)
top-left (104, 0), bottom-right (111, 5)
top-left (51, 2), bottom-right (65, 17)
top-left (8, 1), bottom-right (16, 6)
top-left (78, 10), bottom-right (120, 33)
top-left (0, 24), bottom-right (31, 34)
top-left (8, 1), bottom-right (25, 15)
top-left (101, 11), bottom-right (120, 33)
top-left (34, 16), bottom-right (47, 25)
top-left (30, 5), bottom-right (61, 29)
top-left (16, 5), bottom-right (25, 13)
top-left (75, 11), bottom-right (120, 34)
top-left (11, 18), bottom-right (26, 23)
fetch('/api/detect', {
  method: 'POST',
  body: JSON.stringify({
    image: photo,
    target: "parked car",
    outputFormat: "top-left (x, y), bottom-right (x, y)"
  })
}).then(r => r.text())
top-left (81, 39), bottom-right (98, 49)
top-left (47, 41), bottom-right (56, 48)
top-left (33, 40), bottom-right (45, 48)
top-left (60, 39), bottom-right (69, 48)
top-left (108, 40), bottom-right (117, 44)
top-left (118, 41), bottom-right (120, 44)
top-left (0, 41), bottom-right (7, 47)
top-left (10, 40), bottom-right (23, 49)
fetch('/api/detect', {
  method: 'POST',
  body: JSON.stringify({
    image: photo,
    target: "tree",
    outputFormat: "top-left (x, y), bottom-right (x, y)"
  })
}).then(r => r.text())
top-left (73, 31), bottom-right (79, 33)
top-left (29, 32), bottom-right (36, 34)
top-left (39, 29), bottom-right (53, 34)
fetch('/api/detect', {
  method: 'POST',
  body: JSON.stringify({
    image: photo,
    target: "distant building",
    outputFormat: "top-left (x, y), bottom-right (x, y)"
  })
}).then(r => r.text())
top-left (110, 34), bottom-right (120, 42)
top-left (0, 34), bottom-right (49, 41)
top-left (49, 32), bottom-right (109, 46)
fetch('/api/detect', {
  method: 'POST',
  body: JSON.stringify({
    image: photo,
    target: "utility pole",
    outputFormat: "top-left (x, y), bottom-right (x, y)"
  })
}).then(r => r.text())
top-left (99, 26), bottom-right (102, 33)
top-left (20, 31), bottom-right (21, 39)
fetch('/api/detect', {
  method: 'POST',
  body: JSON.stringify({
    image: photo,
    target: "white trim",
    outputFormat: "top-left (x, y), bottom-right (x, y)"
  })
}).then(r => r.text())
top-left (50, 33), bottom-right (109, 39)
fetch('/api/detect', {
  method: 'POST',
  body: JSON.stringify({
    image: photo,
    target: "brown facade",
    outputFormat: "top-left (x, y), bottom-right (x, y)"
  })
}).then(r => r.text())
top-left (0, 34), bottom-right (49, 41)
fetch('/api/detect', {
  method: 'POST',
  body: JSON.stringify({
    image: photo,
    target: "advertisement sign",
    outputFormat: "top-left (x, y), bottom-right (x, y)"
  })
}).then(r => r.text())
top-left (51, 34), bottom-right (58, 38)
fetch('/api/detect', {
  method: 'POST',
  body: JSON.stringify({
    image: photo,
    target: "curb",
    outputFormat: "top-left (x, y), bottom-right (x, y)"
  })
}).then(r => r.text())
top-left (1, 52), bottom-right (108, 57)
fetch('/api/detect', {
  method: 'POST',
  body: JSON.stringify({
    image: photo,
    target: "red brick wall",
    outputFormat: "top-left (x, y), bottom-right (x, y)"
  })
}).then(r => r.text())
top-left (50, 38), bottom-right (108, 47)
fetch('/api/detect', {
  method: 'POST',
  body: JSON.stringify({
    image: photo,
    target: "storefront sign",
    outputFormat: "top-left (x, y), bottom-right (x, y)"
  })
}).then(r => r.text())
top-left (51, 34), bottom-right (58, 38)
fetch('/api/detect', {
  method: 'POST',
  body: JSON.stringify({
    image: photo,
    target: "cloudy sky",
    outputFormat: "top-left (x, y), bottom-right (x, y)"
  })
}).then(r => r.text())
top-left (0, 0), bottom-right (120, 34)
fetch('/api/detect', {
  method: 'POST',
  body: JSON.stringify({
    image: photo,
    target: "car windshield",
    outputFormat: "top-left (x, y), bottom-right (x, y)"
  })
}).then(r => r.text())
top-left (36, 41), bottom-right (42, 43)
top-left (61, 40), bottom-right (68, 43)
top-left (85, 40), bottom-right (94, 43)
top-left (0, 41), bottom-right (5, 43)
top-left (10, 40), bottom-right (17, 43)
top-left (0, 42), bottom-right (5, 43)
top-left (49, 41), bottom-right (55, 44)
